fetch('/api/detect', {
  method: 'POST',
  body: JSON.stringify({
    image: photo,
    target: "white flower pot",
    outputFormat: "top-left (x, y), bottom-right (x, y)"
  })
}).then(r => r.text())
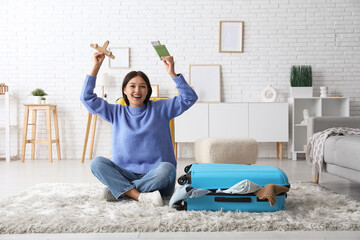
top-left (33, 96), bottom-right (41, 104)
top-left (290, 87), bottom-right (313, 98)
top-left (41, 100), bottom-right (46, 104)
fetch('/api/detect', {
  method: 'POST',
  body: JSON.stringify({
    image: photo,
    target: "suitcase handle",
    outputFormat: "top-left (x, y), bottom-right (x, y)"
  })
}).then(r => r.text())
top-left (215, 197), bottom-right (252, 203)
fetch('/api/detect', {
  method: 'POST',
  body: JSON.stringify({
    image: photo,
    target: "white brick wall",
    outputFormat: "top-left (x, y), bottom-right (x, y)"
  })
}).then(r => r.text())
top-left (1, 0), bottom-right (359, 160)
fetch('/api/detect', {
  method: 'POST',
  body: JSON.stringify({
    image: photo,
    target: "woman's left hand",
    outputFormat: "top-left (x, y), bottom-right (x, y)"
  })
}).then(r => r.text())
top-left (162, 56), bottom-right (178, 78)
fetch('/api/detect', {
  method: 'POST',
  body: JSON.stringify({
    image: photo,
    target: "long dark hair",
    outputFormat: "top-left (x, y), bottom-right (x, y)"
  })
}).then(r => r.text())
top-left (122, 71), bottom-right (152, 106)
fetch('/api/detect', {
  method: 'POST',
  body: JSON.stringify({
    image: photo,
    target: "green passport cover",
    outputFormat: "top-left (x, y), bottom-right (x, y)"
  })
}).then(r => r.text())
top-left (153, 45), bottom-right (170, 60)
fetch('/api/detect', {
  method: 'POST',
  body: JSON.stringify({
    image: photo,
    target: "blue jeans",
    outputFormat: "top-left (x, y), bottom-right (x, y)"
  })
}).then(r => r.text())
top-left (90, 156), bottom-right (176, 199)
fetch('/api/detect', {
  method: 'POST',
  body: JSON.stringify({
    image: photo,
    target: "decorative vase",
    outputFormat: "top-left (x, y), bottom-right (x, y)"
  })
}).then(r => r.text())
top-left (290, 87), bottom-right (313, 98)
top-left (261, 85), bottom-right (278, 102)
top-left (33, 96), bottom-right (41, 104)
top-left (320, 86), bottom-right (328, 97)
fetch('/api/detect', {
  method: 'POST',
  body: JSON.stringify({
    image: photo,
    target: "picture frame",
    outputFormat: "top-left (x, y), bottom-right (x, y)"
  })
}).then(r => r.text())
top-left (151, 84), bottom-right (159, 98)
top-left (189, 65), bottom-right (221, 102)
top-left (219, 21), bottom-right (244, 53)
top-left (108, 47), bottom-right (130, 68)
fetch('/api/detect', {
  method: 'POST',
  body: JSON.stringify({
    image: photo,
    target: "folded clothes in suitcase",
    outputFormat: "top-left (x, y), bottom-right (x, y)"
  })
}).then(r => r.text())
top-left (175, 163), bottom-right (290, 212)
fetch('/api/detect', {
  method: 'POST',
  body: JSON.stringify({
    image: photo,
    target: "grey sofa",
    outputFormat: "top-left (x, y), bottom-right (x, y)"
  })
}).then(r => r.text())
top-left (307, 116), bottom-right (360, 184)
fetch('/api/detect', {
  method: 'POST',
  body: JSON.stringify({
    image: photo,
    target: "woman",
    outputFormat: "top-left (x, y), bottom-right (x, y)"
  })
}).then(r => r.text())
top-left (80, 51), bottom-right (198, 206)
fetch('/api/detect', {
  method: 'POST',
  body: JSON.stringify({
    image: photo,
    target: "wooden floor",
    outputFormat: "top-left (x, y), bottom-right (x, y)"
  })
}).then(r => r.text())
top-left (0, 157), bottom-right (359, 239)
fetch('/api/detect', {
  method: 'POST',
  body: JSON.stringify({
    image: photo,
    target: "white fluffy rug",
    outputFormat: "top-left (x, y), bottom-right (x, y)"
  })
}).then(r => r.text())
top-left (0, 182), bottom-right (359, 233)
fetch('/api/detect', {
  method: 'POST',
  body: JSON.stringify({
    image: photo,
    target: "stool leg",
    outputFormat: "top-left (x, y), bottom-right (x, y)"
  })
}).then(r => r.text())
top-left (276, 142), bottom-right (279, 159)
top-left (31, 110), bottom-right (37, 160)
top-left (53, 107), bottom-right (61, 160)
top-left (21, 106), bottom-right (30, 163)
top-left (89, 114), bottom-right (97, 160)
top-left (81, 113), bottom-right (92, 163)
top-left (46, 108), bottom-right (53, 163)
top-left (280, 142), bottom-right (283, 161)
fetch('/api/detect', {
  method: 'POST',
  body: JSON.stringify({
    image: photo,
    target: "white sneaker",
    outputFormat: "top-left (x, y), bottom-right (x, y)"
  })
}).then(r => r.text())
top-left (138, 191), bottom-right (164, 206)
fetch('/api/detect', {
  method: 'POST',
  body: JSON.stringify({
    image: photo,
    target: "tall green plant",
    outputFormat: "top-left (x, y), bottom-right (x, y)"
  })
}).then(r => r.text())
top-left (290, 65), bottom-right (312, 87)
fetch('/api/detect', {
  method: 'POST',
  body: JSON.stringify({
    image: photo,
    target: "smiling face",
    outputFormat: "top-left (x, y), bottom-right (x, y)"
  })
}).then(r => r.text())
top-left (123, 76), bottom-right (149, 108)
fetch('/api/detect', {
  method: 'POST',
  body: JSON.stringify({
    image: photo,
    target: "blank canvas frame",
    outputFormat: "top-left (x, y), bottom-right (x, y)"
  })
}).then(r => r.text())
top-left (189, 65), bottom-right (221, 102)
top-left (151, 84), bottom-right (159, 98)
top-left (108, 47), bottom-right (130, 68)
top-left (219, 21), bottom-right (244, 53)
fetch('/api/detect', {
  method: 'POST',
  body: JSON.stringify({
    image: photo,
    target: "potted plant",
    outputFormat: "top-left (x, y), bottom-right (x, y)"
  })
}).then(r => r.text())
top-left (31, 88), bottom-right (47, 104)
top-left (290, 65), bottom-right (313, 98)
top-left (41, 97), bottom-right (46, 104)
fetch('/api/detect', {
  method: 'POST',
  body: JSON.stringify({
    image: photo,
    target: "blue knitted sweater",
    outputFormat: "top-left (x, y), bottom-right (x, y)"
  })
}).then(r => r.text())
top-left (80, 74), bottom-right (197, 174)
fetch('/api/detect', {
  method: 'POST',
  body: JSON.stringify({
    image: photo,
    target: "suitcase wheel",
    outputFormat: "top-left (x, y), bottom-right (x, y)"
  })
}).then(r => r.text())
top-left (173, 201), bottom-right (187, 211)
top-left (178, 174), bottom-right (188, 185)
top-left (184, 164), bottom-right (192, 173)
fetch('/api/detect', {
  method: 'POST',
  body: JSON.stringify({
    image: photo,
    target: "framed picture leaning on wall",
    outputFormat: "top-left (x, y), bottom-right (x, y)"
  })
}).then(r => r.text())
top-left (189, 64), bottom-right (221, 102)
top-left (108, 47), bottom-right (130, 68)
top-left (151, 84), bottom-right (159, 98)
top-left (219, 21), bottom-right (244, 53)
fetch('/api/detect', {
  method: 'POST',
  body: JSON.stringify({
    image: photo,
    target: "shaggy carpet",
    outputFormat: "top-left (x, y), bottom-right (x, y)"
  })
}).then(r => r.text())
top-left (0, 182), bottom-right (359, 234)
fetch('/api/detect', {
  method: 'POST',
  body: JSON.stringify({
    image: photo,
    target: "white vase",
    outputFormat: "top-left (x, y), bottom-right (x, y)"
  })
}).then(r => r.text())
top-left (320, 86), bottom-right (328, 97)
top-left (261, 85), bottom-right (278, 102)
top-left (33, 96), bottom-right (41, 104)
top-left (290, 87), bottom-right (313, 98)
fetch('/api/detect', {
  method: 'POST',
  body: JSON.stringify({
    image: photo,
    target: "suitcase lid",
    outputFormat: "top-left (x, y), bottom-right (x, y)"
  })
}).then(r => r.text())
top-left (186, 163), bottom-right (290, 189)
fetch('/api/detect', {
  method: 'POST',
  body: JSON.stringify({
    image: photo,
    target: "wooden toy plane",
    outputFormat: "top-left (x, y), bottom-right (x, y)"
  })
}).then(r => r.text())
top-left (90, 40), bottom-right (115, 59)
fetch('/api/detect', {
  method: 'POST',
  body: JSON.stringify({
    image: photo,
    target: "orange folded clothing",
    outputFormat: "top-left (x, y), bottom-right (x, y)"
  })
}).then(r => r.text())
top-left (255, 184), bottom-right (289, 207)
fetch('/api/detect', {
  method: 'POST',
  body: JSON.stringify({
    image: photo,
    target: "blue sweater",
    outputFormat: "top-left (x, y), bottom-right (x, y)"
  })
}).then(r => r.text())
top-left (80, 74), bottom-right (198, 174)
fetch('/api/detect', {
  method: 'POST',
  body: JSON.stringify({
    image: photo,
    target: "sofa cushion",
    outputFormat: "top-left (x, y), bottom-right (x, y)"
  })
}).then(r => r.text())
top-left (324, 136), bottom-right (360, 172)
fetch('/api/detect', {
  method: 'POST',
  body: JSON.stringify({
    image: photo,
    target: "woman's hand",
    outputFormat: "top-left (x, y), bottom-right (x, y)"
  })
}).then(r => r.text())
top-left (89, 52), bottom-right (105, 77)
top-left (161, 56), bottom-right (178, 78)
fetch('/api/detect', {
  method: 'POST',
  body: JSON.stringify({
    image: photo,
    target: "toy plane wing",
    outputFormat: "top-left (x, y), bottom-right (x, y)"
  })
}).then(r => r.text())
top-left (90, 40), bottom-right (115, 59)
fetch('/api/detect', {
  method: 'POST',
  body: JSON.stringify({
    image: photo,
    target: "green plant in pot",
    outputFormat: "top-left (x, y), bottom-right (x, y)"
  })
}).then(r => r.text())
top-left (290, 65), bottom-right (313, 98)
top-left (31, 88), bottom-right (47, 104)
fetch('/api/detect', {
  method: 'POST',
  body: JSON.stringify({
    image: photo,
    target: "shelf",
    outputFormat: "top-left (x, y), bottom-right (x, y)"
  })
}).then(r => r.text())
top-left (289, 97), bottom-right (350, 160)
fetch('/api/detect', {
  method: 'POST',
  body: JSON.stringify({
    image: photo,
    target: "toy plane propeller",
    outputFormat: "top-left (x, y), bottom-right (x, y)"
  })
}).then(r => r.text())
top-left (90, 40), bottom-right (115, 59)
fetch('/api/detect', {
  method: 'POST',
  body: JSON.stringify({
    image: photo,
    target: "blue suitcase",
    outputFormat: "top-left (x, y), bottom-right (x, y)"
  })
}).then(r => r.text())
top-left (176, 163), bottom-right (290, 212)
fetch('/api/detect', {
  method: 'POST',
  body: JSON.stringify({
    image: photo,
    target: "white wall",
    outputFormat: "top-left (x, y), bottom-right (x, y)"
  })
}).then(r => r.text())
top-left (1, 0), bottom-right (359, 160)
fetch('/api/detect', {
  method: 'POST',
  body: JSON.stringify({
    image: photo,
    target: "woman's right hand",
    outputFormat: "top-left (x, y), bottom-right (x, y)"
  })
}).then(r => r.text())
top-left (93, 51), bottom-right (105, 67)
top-left (89, 52), bottom-right (105, 77)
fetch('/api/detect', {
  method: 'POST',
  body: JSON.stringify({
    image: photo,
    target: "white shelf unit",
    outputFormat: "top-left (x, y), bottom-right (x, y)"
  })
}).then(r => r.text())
top-left (288, 97), bottom-right (349, 160)
top-left (0, 92), bottom-right (18, 162)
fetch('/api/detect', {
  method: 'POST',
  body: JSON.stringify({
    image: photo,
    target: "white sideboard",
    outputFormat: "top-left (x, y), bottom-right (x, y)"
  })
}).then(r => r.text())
top-left (175, 102), bottom-right (288, 158)
top-left (0, 92), bottom-right (18, 162)
top-left (288, 97), bottom-right (349, 160)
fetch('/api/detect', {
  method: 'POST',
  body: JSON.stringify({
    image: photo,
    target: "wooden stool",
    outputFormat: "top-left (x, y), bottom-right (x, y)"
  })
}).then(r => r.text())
top-left (21, 104), bottom-right (61, 162)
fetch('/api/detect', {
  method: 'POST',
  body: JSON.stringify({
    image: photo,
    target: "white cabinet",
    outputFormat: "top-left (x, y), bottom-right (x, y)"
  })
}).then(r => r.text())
top-left (175, 102), bottom-right (288, 143)
top-left (175, 103), bottom-right (208, 142)
top-left (0, 92), bottom-right (18, 162)
top-left (209, 103), bottom-right (248, 138)
top-left (249, 103), bottom-right (288, 142)
top-left (288, 97), bottom-right (349, 160)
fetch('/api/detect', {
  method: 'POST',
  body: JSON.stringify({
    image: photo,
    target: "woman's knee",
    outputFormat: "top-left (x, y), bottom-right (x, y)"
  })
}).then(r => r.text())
top-left (158, 162), bottom-right (176, 178)
top-left (90, 156), bottom-right (111, 173)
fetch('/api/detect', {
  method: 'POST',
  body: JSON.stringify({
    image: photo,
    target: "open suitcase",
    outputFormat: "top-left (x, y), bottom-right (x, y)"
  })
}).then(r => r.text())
top-left (176, 163), bottom-right (290, 212)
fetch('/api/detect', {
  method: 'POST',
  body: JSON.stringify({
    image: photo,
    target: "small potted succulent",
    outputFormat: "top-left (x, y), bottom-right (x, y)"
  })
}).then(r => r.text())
top-left (31, 88), bottom-right (47, 104)
top-left (290, 65), bottom-right (313, 98)
top-left (41, 97), bottom-right (46, 104)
